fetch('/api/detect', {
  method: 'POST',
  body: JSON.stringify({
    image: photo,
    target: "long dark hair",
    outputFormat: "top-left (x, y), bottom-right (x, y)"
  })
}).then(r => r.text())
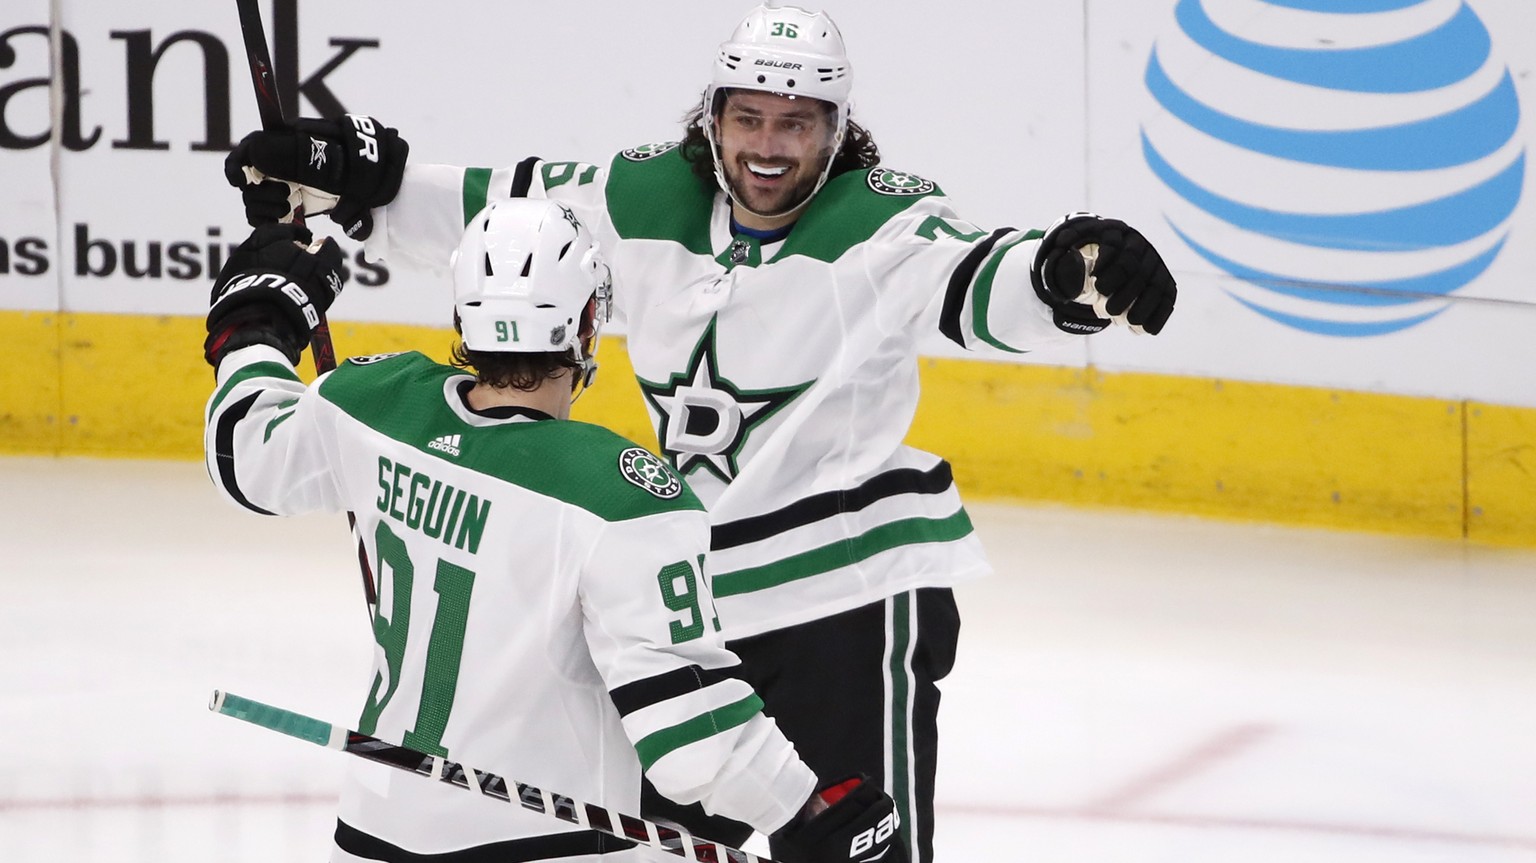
top-left (449, 342), bottom-right (581, 391)
top-left (678, 89), bottom-right (880, 190)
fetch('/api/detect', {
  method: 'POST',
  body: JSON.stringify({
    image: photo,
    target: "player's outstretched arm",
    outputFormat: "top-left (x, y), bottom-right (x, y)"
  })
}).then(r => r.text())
top-left (1031, 212), bottom-right (1178, 336)
top-left (224, 114), bottom-right (409, 240)
top-left (203, 224), bottom-right (348, 516)
top-left (907, 201), bottom-right (1176, 354)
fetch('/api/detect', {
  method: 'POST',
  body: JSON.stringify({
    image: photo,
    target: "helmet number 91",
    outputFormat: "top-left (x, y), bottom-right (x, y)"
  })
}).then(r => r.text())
top-left (495, 321), bottom-right (520, 343)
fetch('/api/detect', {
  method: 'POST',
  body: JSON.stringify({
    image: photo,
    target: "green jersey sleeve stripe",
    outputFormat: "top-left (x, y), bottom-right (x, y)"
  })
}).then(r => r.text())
top-left (207, 361), bottom-right (301, 420)
top-left (632, 693), bottom-right (765, 771)
top-left (462, 167), bottom-right (493, 226)
top-left (970, 233), bottom-right (1039, 354)
top-left (712, 510), bottom-right (976, 599)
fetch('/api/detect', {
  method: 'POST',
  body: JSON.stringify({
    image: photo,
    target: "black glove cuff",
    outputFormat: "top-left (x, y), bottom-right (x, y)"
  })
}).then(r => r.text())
top-left (1030, 253), bottom-right (1111, 336)
top-left (330, 114), bottom-right (408, 239)
top-left (207, 264), bottom-right (327, 356)
top-left (204, 307), bottom-right (304, 367)
top-left (328, 198), bottom-right (376, 241)
top-left (1049, 302), bottom-right (1111, 335)
top-left (771, 775), bottom-right (904, 863)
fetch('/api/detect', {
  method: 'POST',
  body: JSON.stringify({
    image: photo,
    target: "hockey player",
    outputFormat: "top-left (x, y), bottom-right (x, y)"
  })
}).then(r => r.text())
top-left (222, 5), bottom-right (1178, 861)
top-left (201, 198), bottom-right (909, 863)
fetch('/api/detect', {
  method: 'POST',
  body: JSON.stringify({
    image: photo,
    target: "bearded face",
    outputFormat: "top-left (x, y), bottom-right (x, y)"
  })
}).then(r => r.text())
top-left (713, 90), bottom-right (837, 228)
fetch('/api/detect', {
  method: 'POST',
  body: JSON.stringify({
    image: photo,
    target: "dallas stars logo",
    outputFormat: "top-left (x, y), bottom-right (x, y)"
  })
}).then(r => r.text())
top-left (868, 168), bottom-right (935, 196)
top-left (637, 317), bottom-right (812, 484)
top-left (556, 203), bottom-right (582, 234)
top-left (621, 141), bottom-right (680, 162)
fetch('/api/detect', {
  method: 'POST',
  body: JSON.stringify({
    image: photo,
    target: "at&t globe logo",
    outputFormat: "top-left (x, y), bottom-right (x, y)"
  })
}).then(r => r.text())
top-left (1143, 0), bottom-right (1524, 336)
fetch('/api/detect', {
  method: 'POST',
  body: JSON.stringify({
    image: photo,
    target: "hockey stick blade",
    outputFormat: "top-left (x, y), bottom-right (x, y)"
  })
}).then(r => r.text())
top-left (209, 690), bottom-right (770, 863)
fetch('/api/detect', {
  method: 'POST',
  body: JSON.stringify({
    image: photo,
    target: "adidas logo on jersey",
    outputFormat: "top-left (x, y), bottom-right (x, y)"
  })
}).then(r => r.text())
top-left (427, 434), bottom-right (462, 457)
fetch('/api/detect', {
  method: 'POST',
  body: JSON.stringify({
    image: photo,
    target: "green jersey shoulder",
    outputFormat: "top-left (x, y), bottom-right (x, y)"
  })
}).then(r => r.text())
top-left (319, 352), bottom-right (703, 521)
top-left (606, 143), bottom-right (714, 254)
top-left (776, 167), bottom-right (945, 264)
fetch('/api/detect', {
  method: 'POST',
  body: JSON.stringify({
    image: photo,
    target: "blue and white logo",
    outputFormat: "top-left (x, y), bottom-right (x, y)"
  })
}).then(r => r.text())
top-left (1143, 0), bottom-right (1524, 336)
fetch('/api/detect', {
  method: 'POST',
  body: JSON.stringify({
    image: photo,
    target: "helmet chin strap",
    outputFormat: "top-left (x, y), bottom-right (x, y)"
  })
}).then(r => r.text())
top-left (569, 309), bottom-right (602, 402)
top-left (571, 355), bottom-right (598, 401)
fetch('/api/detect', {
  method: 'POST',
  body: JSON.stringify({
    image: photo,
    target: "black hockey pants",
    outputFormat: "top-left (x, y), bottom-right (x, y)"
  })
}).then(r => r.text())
top-left (641, 587), bottom-right (961, 863)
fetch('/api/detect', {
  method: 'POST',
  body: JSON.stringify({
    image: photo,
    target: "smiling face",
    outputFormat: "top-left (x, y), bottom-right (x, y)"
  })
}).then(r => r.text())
top-left (713, 89), bottom-right (838, 230)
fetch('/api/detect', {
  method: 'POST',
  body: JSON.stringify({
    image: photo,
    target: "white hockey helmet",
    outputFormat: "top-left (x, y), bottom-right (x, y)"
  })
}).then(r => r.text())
top-left (703, 4), bottom-right (853, 215)
top-left (451, 198), bottom-right (612, 390)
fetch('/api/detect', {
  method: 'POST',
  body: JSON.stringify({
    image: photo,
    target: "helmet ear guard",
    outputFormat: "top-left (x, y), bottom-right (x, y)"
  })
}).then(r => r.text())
top-left (574, 246), bottom-right (613, 393)
top-left (704, 4), bottom-right (853, 216)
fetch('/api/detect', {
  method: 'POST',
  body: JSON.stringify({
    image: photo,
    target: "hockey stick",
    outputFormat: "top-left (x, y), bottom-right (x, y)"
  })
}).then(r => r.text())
top-left (210, 690), bottom-right (770, 863)
top-left (235, 0), bottom-right (377, 609)
top-left (233, 0), bottom-right (337, 371)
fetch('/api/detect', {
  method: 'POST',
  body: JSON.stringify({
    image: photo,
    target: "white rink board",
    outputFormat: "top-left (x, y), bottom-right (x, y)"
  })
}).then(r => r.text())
top-left (1, 0), bottom-right (1532, 404)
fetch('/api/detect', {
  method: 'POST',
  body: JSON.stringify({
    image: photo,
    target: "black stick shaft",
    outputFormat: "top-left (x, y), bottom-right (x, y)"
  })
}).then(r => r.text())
top-left (233, 0), bottom-right (373, 607)
top-left (210, 691), bottom-right (768, 863)
top-left (235, 0), bottom-right (286, 132)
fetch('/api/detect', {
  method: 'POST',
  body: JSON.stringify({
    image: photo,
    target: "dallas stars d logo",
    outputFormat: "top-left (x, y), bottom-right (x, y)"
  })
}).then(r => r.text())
top-left (637, 317), bottom-right (812, 484)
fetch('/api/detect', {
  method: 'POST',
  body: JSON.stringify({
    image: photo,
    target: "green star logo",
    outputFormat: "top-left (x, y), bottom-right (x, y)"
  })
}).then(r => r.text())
top-left (637, 317), bottom-right (813, 483)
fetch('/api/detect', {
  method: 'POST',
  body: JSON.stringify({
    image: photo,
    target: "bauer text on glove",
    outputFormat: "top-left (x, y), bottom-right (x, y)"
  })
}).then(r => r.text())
top-left (204, 223), bottom-right (347, 367)
top-left (771, 775), bottom-right (909, 863)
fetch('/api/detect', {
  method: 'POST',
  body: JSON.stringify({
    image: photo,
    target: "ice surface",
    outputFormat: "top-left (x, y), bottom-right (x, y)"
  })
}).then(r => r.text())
top-left (2, 457), bottom-right (1532, 861)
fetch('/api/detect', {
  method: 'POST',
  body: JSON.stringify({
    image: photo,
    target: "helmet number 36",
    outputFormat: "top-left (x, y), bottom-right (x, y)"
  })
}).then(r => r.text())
top-left (770, 22), bottom-right (798, 38)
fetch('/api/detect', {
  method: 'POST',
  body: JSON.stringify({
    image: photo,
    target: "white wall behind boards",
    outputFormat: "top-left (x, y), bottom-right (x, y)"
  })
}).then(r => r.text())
top-left (2, 1), bottom-right (1531, 404)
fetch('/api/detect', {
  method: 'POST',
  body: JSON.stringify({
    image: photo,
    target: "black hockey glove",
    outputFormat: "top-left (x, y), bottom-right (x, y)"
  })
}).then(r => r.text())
top-left (237, 177), bottom-right (299, 226)
top-left (1031, 212), bottom-right (1177, 336)
top-left (204, 222), bottom-right (346, 367)
top-left (771, 776), bottom-right (908, 863)
top-left (223, 114), bottom-right (409, 240)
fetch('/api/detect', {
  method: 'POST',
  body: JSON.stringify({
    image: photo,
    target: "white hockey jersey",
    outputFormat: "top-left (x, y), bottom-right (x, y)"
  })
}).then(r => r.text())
top-left (368, 145), bottom-right (1071, 638)
top-left (204, 346), bottom-right (815, 860)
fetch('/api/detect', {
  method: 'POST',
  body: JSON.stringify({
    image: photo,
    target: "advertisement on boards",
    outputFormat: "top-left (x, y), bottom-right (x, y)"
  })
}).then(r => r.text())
top-left (1, 1), bottom-right (1091, 327)
top-left (2, 0), bottom-right (1531, 404)
top-left (1088, 0), bottom-right (1534, 404)
top-left (0, 0), bottom-right (60, 313)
